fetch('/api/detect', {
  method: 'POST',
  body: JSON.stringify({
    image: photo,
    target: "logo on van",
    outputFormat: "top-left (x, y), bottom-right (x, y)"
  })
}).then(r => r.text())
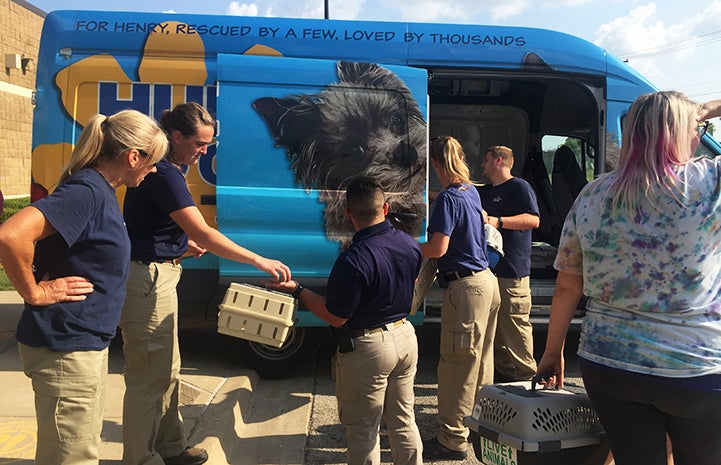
top-left (32, 21), bottom-right (219, 223)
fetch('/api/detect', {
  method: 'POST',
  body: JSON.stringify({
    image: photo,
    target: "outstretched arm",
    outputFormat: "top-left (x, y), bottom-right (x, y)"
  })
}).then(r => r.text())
top-left (700, 99), bottom-right (721, 120)
top-left (264, 280), bottom-right (347, 328)
top-left (171, 206), bottom-right (291, 282)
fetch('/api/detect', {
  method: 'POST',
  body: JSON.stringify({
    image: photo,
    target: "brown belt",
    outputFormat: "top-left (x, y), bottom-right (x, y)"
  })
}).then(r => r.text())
top-left (350, 318), bottom-right (406, 338)
top-left (134, 257), bottom-right (182, 266)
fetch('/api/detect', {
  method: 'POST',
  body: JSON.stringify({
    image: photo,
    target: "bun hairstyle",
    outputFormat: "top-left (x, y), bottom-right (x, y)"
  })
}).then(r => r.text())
top-left (159, 102), bottom-right (215, 164)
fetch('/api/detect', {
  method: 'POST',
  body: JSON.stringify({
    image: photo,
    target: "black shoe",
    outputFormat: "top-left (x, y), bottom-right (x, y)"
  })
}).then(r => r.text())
top-left (163, 447), bottom-right (209, 465)
top-left (422, 437), bottom-right (468, 461)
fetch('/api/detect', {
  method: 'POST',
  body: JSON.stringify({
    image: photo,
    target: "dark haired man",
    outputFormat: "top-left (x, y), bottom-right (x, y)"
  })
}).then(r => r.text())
top-left (267, 175), bottom-right (423, 465)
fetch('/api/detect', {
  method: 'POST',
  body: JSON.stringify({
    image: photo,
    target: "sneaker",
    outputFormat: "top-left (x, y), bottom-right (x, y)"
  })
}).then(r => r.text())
top-left (163, 447), bottom-right (209, 465)
top-left (422, 437), bottom-right (468, 461)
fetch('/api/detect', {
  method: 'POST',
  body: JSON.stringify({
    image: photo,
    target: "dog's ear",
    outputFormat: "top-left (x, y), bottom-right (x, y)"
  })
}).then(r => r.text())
top-left (253, 96), bottom-right (321, 154)
top-left (253, 96), bottom-right (323, 189)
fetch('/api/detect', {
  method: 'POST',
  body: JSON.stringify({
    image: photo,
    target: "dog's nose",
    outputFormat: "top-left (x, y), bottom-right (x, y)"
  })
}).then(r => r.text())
top-left (393, 141), bottom-right (418, 167)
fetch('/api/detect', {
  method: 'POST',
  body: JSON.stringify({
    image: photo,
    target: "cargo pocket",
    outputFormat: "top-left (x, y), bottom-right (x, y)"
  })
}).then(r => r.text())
top-left (440, 320), bottom-right (477, 358)
top-left (506, 284), bottom-right (531, 315)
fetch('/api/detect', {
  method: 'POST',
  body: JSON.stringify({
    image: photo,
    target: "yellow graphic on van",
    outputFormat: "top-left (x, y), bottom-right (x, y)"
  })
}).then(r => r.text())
top-left (32, 19), bottom-right (285, 224)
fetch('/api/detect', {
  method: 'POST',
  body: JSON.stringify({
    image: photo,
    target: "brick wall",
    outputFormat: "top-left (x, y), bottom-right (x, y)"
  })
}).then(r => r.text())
top-left (0, 0), bottom-right (44, 197)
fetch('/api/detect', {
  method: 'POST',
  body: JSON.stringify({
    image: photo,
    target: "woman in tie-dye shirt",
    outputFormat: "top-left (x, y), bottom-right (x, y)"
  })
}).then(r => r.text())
top-left (537, 91), bottom-right (721, 465)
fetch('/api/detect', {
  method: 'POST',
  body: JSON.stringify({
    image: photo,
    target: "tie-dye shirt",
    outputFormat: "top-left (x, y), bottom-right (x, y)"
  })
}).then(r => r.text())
top-left (555, 157), bottom-right (721, 377)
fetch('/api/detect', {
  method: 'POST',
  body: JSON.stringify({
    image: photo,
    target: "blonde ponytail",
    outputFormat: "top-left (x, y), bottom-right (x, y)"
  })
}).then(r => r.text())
top-left (58, 110), bottom-right (168, 185)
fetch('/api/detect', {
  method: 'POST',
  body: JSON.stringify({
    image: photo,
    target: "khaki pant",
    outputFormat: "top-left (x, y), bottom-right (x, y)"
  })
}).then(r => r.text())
top-left (120, 261), bottom-right (185, 465)
top-left (19, 343), bottom-right (108, 465)
top-left (494, 276), bottom-right (537, 381)
top-left (437, 268), bottom-right (500, 452)
top-left (335, 320), bottom-right (423, 465)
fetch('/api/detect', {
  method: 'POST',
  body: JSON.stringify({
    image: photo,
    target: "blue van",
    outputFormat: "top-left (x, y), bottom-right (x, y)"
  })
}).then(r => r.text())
top-left (30, 10), bottom-right (721, 376)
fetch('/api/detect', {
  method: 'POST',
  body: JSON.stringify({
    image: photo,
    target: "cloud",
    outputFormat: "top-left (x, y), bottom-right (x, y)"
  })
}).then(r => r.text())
top-left (225, 1), bottom-right (363, 19)
top-left (592, 2), bottom-right (721, 94)
top-left (489, 1), bottom-right (529, 21)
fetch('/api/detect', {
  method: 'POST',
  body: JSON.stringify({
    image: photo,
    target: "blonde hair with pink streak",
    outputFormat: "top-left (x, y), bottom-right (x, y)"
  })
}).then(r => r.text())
top-left (611, 91), bottom-right (699, 211)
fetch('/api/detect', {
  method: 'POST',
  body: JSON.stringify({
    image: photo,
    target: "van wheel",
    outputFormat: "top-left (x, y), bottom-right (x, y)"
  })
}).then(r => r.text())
top-left (236, 326), bottom-right (324, 378)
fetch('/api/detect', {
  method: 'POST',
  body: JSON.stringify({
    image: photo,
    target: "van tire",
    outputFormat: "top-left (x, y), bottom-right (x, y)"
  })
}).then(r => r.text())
top-left (236, 326), bottom-right (324, 379)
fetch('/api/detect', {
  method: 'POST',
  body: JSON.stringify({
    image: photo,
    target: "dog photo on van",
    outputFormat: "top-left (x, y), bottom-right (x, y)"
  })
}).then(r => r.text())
top-left (253, 61), bottom-right (426, 247)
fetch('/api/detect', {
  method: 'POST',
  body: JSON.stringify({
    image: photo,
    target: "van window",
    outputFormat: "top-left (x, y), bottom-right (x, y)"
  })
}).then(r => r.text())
top-left (536, 136), bottom-right (592, 233)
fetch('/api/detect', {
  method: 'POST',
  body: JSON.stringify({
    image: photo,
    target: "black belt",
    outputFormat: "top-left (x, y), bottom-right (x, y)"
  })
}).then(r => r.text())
top-left (444, 268), bottom-right (481, 283)
top-left (133, 257), bottom-right (183, 266)
top-left (350, 318), bottom-right (406, 338)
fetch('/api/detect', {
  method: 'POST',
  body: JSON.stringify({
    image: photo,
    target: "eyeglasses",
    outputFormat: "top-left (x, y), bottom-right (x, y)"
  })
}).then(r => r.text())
top-left (697, 120), bottom-right (709, 137)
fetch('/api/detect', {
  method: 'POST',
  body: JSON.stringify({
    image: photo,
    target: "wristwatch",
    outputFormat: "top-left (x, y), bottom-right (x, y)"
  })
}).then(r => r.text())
top-left (497, 216), bottom-right (504, 229)
top-left (292, 283), bottom-right (305, 299)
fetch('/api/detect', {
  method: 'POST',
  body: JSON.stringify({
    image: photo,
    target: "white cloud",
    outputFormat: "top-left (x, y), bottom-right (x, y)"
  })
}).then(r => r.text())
top-left (592, 2), bottom-right (721, 96)
top-left (489, 0), bottom-right (529, 21)
top-left (225, 1), bottom-right (357, 19)
top-left (379, 0), bottom-right (476, 23)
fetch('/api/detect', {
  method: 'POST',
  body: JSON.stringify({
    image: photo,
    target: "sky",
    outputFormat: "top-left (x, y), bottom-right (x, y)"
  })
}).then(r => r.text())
top-left (26, 0), bottom-right (721, 125)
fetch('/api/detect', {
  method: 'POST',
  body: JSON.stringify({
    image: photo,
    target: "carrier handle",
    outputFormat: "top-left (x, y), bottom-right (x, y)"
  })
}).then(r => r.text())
top-left (531, 372), bottom-right (560, 391)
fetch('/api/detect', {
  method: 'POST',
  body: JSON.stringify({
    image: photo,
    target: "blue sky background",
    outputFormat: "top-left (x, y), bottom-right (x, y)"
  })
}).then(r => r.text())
top-left (27, 0), bottom-right (721, 129)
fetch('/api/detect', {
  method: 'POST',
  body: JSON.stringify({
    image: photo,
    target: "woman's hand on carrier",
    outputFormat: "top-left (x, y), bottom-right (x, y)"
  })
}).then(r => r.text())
top-left (255, 257), bottom-right (292, 283)
top-left (535, 351), bottom-right (565, 389)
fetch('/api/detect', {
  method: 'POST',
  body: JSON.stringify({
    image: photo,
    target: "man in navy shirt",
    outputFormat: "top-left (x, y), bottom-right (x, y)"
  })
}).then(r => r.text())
top-left (479, 145), bottom-right (540, 382)
top-left (267, 176), bottom-right (423, 465)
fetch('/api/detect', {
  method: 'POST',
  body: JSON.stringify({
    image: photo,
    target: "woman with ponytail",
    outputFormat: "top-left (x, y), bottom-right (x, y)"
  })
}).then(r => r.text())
top-left (0, 109), bottom-right (167, 465)
top-left (120, 102), bottom-right (291, 465)
top-left (419, 135), bottom-right (500, 461)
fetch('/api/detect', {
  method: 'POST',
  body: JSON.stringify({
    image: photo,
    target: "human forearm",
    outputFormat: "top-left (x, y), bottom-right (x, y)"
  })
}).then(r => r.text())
top-left (700, 99), bottom-right (721, 120)
top-left (536, 271), bottom-right (583, 388)
top-left (545, 271), bottom-right (583, 353)
top-left (419, 233), bottom-right (449, 258)
top-left (0, 208), bottom-right (92, 305)
top-left (0, 237), bottom-right (38, 303)
top-left (172, 206), bottom-right (290, 281)
top-left (265, 280), bottom-right (346, 327)
top-left (488, 213), bottom-right (539, 230)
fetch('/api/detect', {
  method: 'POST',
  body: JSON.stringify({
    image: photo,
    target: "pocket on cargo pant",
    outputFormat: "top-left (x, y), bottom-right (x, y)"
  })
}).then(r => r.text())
top-left (440, 321), bottom-right (477, 358)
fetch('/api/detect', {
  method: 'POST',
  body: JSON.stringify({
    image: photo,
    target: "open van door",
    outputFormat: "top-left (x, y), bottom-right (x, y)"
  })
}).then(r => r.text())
top-left (215, 54), bottom-right (429, 376)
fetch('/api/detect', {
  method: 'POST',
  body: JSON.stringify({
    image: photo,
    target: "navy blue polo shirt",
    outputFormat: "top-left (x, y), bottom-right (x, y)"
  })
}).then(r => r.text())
top-left (325, 220), bottom-right (422, 330)
top-left (478, 177), bottom-right (539, 278)
top-left (16, 169), bottom-right (130, 351)
top-left (124, 159), bottom-right (195, 262)
top-left (427, 183), bottom-right (488, 274)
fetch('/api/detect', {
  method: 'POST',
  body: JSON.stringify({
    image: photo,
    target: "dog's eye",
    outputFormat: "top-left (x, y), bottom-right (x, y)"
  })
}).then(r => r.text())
top-left (351, 146), bottom-right (365, 157)
top-left (389, 113), bottom-right (405, 132)
top-left (341, 144), bottom-right (365, 158)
